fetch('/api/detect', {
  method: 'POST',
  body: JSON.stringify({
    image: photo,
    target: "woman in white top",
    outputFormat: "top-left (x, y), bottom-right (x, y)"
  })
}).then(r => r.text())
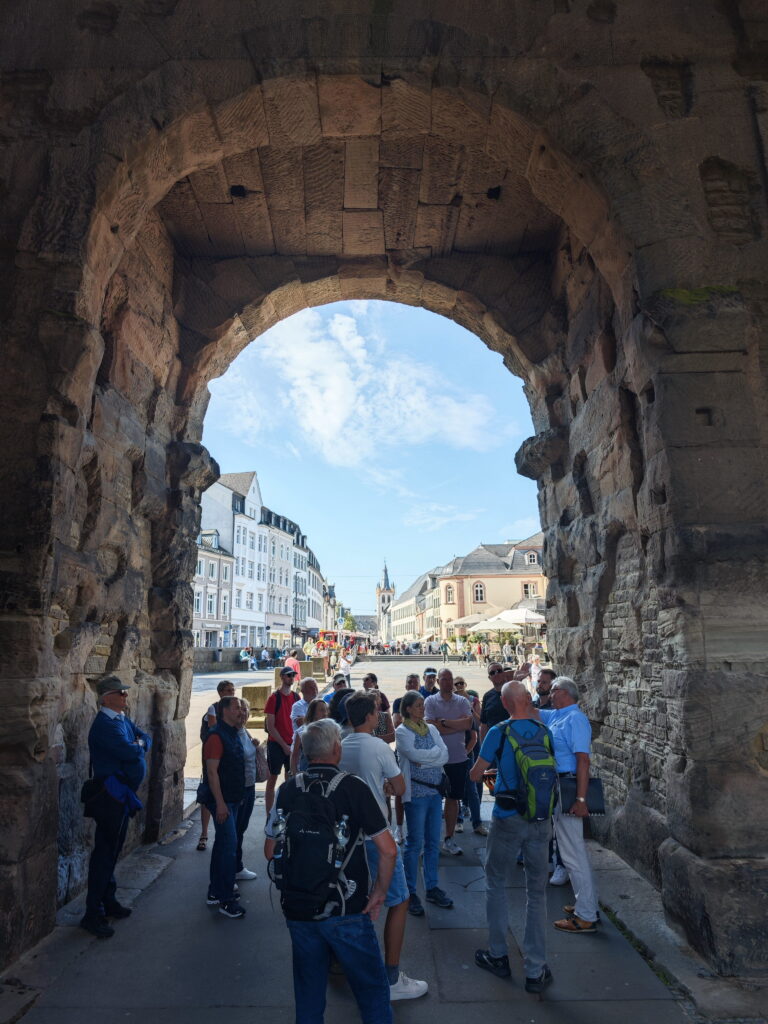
top-left (395, 691), bottom-right (451, 916)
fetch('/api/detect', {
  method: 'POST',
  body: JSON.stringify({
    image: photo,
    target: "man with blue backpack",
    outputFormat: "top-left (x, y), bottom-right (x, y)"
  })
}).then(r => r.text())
top-left (469, 679), bottom-right (557, 994)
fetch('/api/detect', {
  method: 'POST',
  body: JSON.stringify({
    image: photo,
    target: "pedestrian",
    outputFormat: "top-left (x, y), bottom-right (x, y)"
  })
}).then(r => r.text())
top-left (290, 676), bottom-right (319, 732)
top-left (264, 667), bottom-right (300, 816)
top-left (201, 695), bottom-right (247, 918)
top-left (395, 691), bottom-right (453, 916)
top-left (197, 679), bottom-right (236, 852)
top-left (538, 676), bottom-right (600, 933)
top-left (362, 671), bottom-right (390, 712)
top-left (80, 675), bottom-right (152, 938)
top-left (439, 640), bottom-right (449, 663)
top-left (515, 638), bottom-right (526, 666)
top-left (238, 646), bottom-right (251, 671)
top-left (340, 692), bottom-right (428, 1001)
top-left (470, 681), bottom-right (554, 993)
top-left (533, 669), bottom-right (556, 710)
top-left (260, 646), bottom-right (270, 670)
top-left (290, 697), bottom-right (329, 774)
top-left (502, 640), bottom-right (512, 663)
top-left (423, 669), bottom-right (473, 855)
top-left (453, 677), bottom-right (486, 836)
top-left (392, 674), bottom-right (420, 728)
top-left (264, 719), bottom-right (397, 1024)
top-left (479, 662), bottom-right (510, 743)
top-left (285, 648), bottom-right (302, 679)
top-left (418, 666), bottom-right (438, 698)
top-left (338, 647), bottom-right (354, 685)
top-left (234, 698), bottom-right (260, 882)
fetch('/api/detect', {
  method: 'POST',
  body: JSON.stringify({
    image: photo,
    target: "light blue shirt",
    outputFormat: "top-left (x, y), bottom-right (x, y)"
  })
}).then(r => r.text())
top-left (539, 705), bottom-right (591, 773)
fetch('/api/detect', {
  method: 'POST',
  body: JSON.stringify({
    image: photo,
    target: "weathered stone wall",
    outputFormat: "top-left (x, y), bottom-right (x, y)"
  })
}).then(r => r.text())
top-left (1, 0), bottom-right (766, 975)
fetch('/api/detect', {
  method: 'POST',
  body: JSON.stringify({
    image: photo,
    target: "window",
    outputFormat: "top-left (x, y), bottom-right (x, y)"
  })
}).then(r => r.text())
top-left (206, 592), bottom-right (216, 617)
top-left (194, 590), bottom-right (202, 614)
top-left (236, 525), bottom-right (241, 544)
top-left (445, 584), bottom-right (455, 603)
top-left (247, 560), bottom-right (254, 579)
top-left (249, 532), bottom-right (255, 550)
top-left (246, 592), bottom-right (254, 610)
top-left (208, 562), bottom-right (217, 579)
top-left (271, 540), bottom-right (276, 557)
top-left (258, 594), bottom-right (263, 611)
top-left (523, 582), bottom-right (538, 598)
top-left (278, 597), bottom-right (283, 613)
top-left (196, 558), bottom-right (203, 576)
top-left (193, 630), bottom-right (201, 647)
top-left (222, 564), bottom-right (230, 582)
top-left (221, 594), bottom-right (229, 617)
top-left (473, 582), bottom-right (486, 603)
top-left (526, 552), bottom-right (538, 565)
top-left (235, 589), bottom-right (242, 609)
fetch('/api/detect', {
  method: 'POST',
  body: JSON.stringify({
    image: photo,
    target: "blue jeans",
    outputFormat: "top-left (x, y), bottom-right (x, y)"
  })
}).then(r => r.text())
top-left (403, 793), bottom-right (442, 894)
top-left (209, 800), bottom-right (239, 901)
top-left (286, 913), bottom-right (392, 1024)
top-left (235, 787), bottom-right (255, 873)
top-left (365, 840), bottom-right (409, 907)
top-left (485, 814), bottom-right (551, 977)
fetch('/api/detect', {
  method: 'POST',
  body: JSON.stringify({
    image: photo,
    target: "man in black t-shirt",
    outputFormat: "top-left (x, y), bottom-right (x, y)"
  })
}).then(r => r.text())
top-left (265, 719), bottom-right (396, 1023)
top-left (479, 662), bottom-right (512, 742)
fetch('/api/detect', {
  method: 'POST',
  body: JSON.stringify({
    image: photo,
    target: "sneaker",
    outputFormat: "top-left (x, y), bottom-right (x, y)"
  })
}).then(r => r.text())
top-left (103, 901), bottom-right (131, 919)
top-left (425, 886), bottom-right (454, 909)
top-left (206, 890), bottom-right (220, 906)
top-left (474, 949), bottom-right (511, 979)
top-left (455, 820), bottom-right (464, 833)
top-left (525, 966), bottom-right (553, 994)
top-left (473, 823), bottom-right (489, 836)
top-left (441, 837), bottom-right (463, 856)
top-left (549, 865), bottom-right (569, 886)
top-left (392, 825), bottom-right (404, 845)
top-left (219, 900), bottom-right (246, 919)
top-left (389, 972), bottom-right (428, 1001)
top-left (235, 868), bottom-right (258, 880)
top-left (80, 915), bottom-right (115, 939)
top-left (408, 893), bottom-right (425, 917)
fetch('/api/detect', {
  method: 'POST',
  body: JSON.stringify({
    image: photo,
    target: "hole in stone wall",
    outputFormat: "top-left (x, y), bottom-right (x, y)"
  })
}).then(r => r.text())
top-left (640, 59), bottom-right (694, 118)
top-left (699, 156), bottom-right (760, 243)
top-left (619, 387), bottom-right (645, 510)
top-left (559, 507), bottom-right (575, 527)
top-left (572, 451), bottom-right (595, 516)
top-left (78, 453), bottom-right (102, 551)
top-left (558, 551), bottom-right (577, 584)
top-left (600, 326), bottom-right (617, 373)
top-left (695, 406), bottom-right (714, 426)
top-left (566, 590), bottom-right (580, 626)
top-left (643, 383), bottom-right (655, 404)
top-left (651, 485), bottom-right (667, 505)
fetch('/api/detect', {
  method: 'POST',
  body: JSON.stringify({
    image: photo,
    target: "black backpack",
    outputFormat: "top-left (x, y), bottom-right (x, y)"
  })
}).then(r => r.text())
top-left (199, 700), bottom-right (220, 742)
top-left (268, 772), bottom-right (360, 920)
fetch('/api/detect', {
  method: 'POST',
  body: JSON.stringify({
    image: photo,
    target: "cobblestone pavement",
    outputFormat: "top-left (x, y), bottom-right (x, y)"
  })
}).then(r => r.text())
top-left (3, 660), bottom-right (763, 1024)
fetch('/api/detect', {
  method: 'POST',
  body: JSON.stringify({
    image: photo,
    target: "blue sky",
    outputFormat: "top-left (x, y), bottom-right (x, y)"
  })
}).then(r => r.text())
top-left (202, 301), bottom-right (540, 614)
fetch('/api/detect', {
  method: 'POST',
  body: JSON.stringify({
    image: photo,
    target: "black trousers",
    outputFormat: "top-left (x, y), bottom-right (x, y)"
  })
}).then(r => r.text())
top-left (85, 795), bottom-right (130, 916)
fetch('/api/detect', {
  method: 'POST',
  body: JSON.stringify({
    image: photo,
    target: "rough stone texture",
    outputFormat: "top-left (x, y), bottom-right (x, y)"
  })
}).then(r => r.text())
top-left (1, 0), bottom-right (767, 977)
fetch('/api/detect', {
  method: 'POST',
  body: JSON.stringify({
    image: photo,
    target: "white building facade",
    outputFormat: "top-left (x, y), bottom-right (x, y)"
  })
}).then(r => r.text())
top-left (192, 530), bottom-right (235, 648)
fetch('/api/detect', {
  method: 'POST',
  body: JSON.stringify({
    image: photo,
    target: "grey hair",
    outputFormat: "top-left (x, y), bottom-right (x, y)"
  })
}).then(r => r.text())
top-left (551, 676), bottom-right (579, 701)
top-left (302, 718), bottom-right (341, 761)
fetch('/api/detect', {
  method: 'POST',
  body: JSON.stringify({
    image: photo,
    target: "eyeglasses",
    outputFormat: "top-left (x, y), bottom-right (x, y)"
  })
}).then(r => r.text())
top-left (488, 668), bottom-right (503, 676)
top-left (454, 682), bottom-right (466, 688)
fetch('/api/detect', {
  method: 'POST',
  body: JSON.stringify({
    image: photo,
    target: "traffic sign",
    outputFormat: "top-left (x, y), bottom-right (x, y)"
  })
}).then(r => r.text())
top-left (336, 617), bottom-right (345, 628)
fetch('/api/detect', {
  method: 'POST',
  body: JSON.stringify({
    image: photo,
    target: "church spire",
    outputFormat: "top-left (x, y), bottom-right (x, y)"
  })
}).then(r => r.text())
top-left (382, 562), bottom-right (390, 591)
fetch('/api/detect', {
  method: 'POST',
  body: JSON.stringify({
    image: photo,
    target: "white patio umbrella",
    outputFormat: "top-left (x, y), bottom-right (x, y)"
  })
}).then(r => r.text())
top-left (473, 608), bottom-right (545, 631)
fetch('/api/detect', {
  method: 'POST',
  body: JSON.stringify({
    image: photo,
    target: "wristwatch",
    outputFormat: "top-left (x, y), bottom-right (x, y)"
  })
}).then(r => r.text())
top-left (576, 796), bottom-right (586, 803)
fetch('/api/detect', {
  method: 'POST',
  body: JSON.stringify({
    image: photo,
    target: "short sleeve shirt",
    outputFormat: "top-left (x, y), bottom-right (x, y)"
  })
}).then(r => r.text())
top-left (264, 689), bottom-right (299, 745)
top-left (339, 732), bottom-right (400, 820)
top-left (539, 706), bottom-right (591, 773)
top-left (265, 765), bottom-right (387, 918)
top-left (479, 719), bottom-right (548, 819)
top-left (423, 693), bottom-right (471, 763)
top-left (480, 687), bottom-right (507, 728)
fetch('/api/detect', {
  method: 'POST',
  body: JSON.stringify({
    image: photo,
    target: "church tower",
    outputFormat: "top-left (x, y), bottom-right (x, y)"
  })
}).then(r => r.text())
top-left (376, 563), bottom-right (395, 643)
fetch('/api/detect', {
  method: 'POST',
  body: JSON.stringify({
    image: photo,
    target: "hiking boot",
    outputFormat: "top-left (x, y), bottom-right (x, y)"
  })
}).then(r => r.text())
top-left (425, 887), bottom-right (454, 909)
top-left (525, 966), bottom-right (553, 994)
top-left (80, 915), bottom-right (115, 939)
top-left (219, 900), bottom-right (246, 919)
top-left (389, 972), bottom-right (428, 1000)
top-left (474, 949), bottom-right (510, 978)
top-left (103, 901), bottom-right (132, 919)
top-left (441, 837), bottom-right (462, 856)
top-left (408, 893), bottom-right (425, 917)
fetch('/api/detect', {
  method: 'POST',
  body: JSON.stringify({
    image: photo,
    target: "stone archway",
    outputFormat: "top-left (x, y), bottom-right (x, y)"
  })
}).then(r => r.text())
top-left (1, 2), bottom-right (767, 975)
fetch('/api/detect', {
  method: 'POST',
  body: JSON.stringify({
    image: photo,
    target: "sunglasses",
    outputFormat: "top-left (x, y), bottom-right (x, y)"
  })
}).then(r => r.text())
top-left (488, 668), bottom-right (504, 676)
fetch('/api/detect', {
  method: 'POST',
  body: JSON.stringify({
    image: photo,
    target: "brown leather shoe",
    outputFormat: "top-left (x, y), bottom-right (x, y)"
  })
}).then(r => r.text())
top-left (554, 914), bottom-right (597, 933)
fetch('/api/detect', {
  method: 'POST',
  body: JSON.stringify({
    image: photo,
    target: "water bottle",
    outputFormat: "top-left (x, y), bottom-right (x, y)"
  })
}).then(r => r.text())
top-left (333, 814), bottom-right (350, 869)
top-left (272, 809), bottom-right (287, 857)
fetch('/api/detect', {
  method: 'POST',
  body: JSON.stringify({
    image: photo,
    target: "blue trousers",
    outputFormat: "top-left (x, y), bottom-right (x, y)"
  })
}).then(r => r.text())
top-left (403, 793), bottom-right (442, 894)
top-left (85, 795), bottom-right (129, 916)
top-left (286, 913), bottom-right (392, 1024)
top-left (209, 801), bottom-right (239, 901)
top-left (235, 786), bottom-right (255, 873)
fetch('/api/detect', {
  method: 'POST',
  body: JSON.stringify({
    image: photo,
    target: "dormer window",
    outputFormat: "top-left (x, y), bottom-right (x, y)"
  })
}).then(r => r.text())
top-left (526, 552), bottom-right (538, 565)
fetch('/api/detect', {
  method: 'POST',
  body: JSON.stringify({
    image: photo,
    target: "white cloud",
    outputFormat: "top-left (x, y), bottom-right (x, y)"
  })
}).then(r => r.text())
top-left (498, 515), bottom-right (541, 541)
top-left (403, 503), bottom-right (483, 532)
top-left (207, 305), bottom-right (516, 469)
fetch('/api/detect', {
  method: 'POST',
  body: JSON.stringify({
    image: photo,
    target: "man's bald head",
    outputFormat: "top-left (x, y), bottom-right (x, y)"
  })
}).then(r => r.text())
top-left (501, 680), bottom-right (532, 715)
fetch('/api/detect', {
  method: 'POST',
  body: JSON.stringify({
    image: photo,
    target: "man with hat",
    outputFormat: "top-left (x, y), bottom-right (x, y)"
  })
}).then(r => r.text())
top-left (264, 666), bottom-right (299, 815)
top-left (323, 672), bottom-right (350, 703)
top-left (81, 674), bottom-right (152, 938)
top-left (419, 667), bottom-right (439, 699)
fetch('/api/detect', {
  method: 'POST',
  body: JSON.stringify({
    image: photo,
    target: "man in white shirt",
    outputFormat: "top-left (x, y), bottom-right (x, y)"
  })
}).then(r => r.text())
top-left (340, 691), bottom-right (427, 1002)
top-left (290, 676), bottom-right (319, 732)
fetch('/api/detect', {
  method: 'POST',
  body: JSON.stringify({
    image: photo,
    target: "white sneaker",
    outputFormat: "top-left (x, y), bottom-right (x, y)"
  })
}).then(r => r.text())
top-left (549, 865), bottom-right (569, 886)
top-left (441, 837), bottom-right (463, 856)
top-left (389, 972), bottom-right (428, 1001)
top-left (236, 868), bottom-right (258, 880)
